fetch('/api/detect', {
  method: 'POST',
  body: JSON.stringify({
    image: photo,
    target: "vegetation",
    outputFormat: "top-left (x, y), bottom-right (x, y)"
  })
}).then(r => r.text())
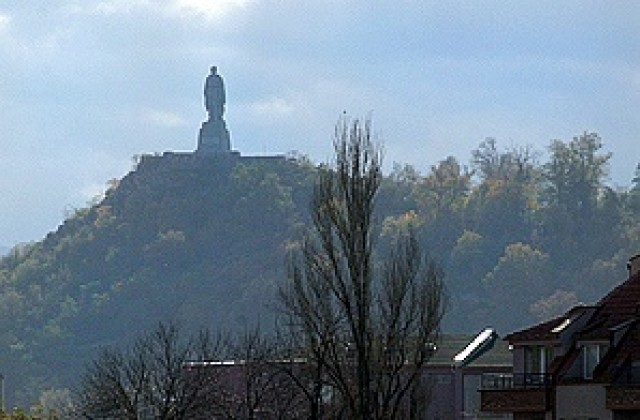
top-left (0, 129), bottom-right (638, 406)
top-left (279, 118), bottom-right (445, 418)
top-left (77, 322), bottom-right (223, 419)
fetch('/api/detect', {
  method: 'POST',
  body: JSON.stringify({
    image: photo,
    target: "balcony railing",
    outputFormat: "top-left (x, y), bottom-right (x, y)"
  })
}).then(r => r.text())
top-left (481, 373), bottom-right (553, 413)
top-left (481, 373), bottom-right (552, 390)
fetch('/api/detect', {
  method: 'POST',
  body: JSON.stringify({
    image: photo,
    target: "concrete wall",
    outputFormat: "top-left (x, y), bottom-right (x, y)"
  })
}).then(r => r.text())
top-left (556, 384), bottom-right (611, 420)
top-left (513, 346), bottom-right (526, 375)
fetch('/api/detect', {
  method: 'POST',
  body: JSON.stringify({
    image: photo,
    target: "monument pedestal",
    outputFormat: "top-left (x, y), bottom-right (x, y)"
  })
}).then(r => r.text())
top-left (197, 119), bottom-right (230, 155)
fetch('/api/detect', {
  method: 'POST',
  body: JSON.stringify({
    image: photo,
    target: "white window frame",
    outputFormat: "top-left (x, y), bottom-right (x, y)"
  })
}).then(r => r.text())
top-left (583, 343), bottom-right (606, 380)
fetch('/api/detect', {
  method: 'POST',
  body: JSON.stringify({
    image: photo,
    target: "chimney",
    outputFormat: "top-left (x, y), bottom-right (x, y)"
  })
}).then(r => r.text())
top-left (627, 255), bottom-right (640, 277)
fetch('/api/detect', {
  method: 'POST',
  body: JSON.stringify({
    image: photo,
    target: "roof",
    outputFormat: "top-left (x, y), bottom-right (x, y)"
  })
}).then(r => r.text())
top-left (502, 267), bottom-right (640, 385)
top-left (504, 306), bottom-right (593, 343)
top-left (427, 330), bottom-right (512, 368)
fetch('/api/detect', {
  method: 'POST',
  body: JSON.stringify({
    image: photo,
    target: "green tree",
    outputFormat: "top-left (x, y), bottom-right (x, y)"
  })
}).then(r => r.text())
top-left (542, 132), bottom-right (612, 263)
top-left (416, 156), bottom-right (471, 259)
top-left (468, 139), bottom-right (540, 247)
top-left (544, 132), bottom-right (610, 217)
top-left (483, 243), bottom-right (551, 330)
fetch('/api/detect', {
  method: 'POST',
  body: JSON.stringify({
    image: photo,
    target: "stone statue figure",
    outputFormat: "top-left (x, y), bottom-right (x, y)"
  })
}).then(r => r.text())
top-left (204, 66), bottom-right (225, 121)
top-left (197, 66), bottom-right (231, 154)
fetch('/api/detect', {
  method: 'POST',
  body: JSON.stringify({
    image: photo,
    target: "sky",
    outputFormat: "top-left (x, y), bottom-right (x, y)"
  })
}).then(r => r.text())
top-left (1, 0), bottom-right (639, 246)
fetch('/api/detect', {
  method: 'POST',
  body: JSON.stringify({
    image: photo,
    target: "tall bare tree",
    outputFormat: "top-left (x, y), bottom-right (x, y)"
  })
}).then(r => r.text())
top-left (279, 117), bottom-right (446, 419)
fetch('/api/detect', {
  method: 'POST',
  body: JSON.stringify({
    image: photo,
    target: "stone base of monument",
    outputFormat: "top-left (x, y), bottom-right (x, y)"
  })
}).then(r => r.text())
top-left (197, 119), bottom-right (231, 155)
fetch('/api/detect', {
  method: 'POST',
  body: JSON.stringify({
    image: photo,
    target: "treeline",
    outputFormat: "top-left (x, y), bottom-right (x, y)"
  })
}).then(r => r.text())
top-left (384, 132), bottom-right (640, 333)
top-left (0, 131), bottom-right (638, 406)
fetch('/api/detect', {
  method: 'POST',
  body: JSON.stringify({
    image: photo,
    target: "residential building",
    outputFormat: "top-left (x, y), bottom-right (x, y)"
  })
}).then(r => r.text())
top-left (481, 255), bottom-right (640, 420)
top-left (424, 328), bottom-right (512, 419)
top-left (184, 329), bottom-right (512, 419)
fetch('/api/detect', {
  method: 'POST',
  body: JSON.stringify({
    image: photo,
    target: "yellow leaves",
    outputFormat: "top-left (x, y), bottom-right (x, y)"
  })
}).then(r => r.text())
top-left (381, 210), bottom-right (424, 240)
top-left (94, 205), bottom-right (115, 229)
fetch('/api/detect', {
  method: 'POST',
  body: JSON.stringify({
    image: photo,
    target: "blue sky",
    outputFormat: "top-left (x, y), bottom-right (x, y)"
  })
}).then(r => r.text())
top-left (1, 0), bottom-right (639, 246)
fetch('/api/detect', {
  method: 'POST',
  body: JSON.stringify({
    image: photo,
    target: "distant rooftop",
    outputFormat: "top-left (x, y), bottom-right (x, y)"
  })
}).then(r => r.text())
top-left (428, 330), bottom-right (512, 368)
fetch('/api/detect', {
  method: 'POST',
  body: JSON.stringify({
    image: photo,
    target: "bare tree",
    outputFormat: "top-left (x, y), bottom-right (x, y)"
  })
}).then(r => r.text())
top-left (279, 117), bottom-right (446, 419)
top-left (76, 322), bottom-right (224, 419)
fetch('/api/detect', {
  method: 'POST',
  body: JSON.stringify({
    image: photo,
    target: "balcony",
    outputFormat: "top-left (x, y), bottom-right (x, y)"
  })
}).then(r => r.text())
top-left (480, 373), bottom-right (553, 413)
top-left (606, 367), bottom-right (640, 410)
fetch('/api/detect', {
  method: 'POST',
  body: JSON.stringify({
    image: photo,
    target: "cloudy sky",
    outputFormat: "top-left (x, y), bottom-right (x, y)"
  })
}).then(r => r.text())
top-left (1, 0), bottom-right (639, 246)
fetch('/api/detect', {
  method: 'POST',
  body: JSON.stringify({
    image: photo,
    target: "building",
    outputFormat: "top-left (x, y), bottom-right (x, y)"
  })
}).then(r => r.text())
top-left (481, 255), bottom-right (640, 420)
top-left (424, 328), bottom-right (513, 419)
top-left (184, 329), bottom-right (512, 419)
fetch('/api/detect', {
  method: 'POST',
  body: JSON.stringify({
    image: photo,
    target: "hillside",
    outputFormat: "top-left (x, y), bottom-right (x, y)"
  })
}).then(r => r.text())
top-left (0, 153), bottom-right (318, 405)
top-left (1, 133), bottom-right (639, 406)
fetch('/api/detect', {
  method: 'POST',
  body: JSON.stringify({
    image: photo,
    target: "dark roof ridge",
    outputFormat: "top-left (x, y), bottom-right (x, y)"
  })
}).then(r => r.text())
top-left (597, 270), bottom-right (640, 307)
top-left (504, 305), bottom-right (594, 343)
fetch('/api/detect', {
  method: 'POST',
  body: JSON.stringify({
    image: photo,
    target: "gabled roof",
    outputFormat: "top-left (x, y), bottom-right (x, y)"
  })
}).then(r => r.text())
top-left (577, 271), bottom-right (640, 341)
top-left (503, 268), bottom-right (640, 385)
top-left (506, 271), bottom-right (640, 346)
top-left (592, 320), bottom-right (640, 383)
top-left (504, 306), bottom-right (593, 344)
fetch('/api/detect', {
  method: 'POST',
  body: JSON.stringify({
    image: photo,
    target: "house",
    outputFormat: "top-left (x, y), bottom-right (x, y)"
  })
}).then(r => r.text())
top-left (184, 330), bottom-right (512, 419)
top-left (481, 254), bottom-right (640, 420)
top-left (423, 328), bottom-right (513, 419)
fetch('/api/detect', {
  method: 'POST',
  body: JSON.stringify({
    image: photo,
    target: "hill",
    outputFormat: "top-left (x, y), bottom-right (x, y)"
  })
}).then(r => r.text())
top-left (0, 152), bottom-right (317, 405)
top-left (1, 133), bottom-right (640, 406)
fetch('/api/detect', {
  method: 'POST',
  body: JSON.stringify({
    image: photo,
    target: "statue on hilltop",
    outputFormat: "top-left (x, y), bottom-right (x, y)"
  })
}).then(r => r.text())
top-left (197, 66), bottom-right (231, 155)
top-left (204, 66), bottom-right (225, 121)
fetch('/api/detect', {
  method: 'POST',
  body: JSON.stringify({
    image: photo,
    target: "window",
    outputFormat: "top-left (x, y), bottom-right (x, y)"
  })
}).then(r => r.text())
top-left (524, 345), bottom-right (554, 386)
top-left (583, 344), bottom-right (608, 379)
top-left (525, 345), bottom-right (554, 374)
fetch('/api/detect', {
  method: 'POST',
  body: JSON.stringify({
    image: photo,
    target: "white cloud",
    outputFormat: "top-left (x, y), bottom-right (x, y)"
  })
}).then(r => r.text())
top-left (75, 0), bottom-right (152, 16)
top-left (71, 0), bottom-right (252, 21)
top-left (249, 96), bottom-right (295, 120)
top-left (141, 108), bottom-right (187, 128)
top-left (169, 0), bottom-right (253, 21)
top-left (0, 12), bottom-right (10, 31)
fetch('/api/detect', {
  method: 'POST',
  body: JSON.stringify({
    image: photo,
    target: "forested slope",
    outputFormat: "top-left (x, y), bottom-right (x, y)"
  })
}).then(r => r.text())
top-left (1, 132), bottom-right (639, 406)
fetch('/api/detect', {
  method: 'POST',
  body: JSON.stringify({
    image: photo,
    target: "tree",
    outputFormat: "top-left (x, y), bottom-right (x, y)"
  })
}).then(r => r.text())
top-left (76, 322), bottom-right (223, 419)
top-left (544, 132), bottom-right (610, 218)
top-left (482, 243), bottom-right (551, 330)
top-left (530, 290), bottom-right (580, 322)
top-left (542, 132), bottom-right (612, 264)
top-left (472, 138), bottom-right (538, 182)
top-left (214, 328), bottom-right (307, 420)
top-left (468, 139), bottom-right (540, 246)
top-left (278, 117), bottom-right (446, 419)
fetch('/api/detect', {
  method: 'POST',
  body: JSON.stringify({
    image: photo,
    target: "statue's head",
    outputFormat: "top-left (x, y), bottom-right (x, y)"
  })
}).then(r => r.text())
top-left (210, 66), bottom-right (218, 74)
